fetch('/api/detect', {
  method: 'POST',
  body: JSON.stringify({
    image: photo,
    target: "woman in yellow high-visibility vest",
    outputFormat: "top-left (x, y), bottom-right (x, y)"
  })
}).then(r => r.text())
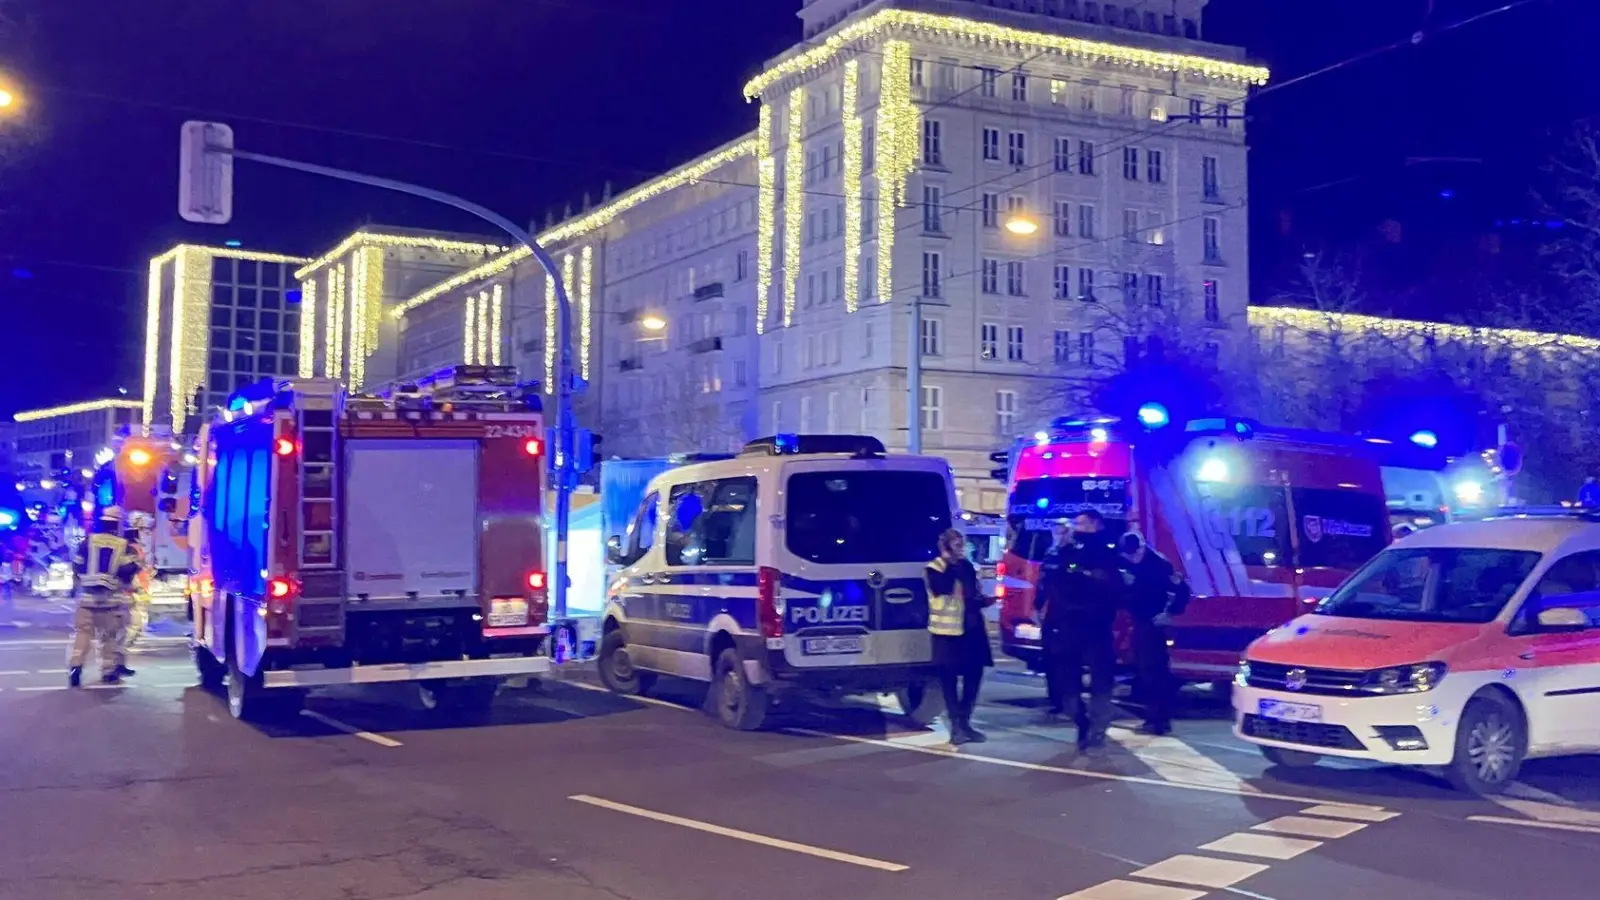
top-left (925, 528), bottom-right (995, 745)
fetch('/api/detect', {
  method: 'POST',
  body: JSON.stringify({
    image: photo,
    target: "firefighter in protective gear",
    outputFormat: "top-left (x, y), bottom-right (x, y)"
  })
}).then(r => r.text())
top-left (70, 507), bottom-right (140, 686)
top-left (925, 528), bottom-right (993, 745)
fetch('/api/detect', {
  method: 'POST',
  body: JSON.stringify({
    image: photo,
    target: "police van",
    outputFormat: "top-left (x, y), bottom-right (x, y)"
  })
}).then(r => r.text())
top-left (597, 434), bottom-right (958, 730)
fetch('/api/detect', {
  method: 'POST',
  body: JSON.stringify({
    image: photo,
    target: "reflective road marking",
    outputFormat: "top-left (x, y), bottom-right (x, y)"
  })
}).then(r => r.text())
top-left (299, 709), bottom-right (403, 748)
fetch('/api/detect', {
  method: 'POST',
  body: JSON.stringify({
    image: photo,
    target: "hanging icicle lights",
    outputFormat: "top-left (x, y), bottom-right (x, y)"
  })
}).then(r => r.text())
top-left (755, 104), bottom-right (776, 334)
top-left (841, 59), bottom-right (863, 313)
top-left (782, 86), bottom-right (805, 327)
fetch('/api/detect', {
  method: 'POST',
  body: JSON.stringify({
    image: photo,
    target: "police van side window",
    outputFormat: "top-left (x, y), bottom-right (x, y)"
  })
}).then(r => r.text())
top-left (624, 492), bottom-right (658, 563)
top-left (665, 477), bottom-right (758, 567)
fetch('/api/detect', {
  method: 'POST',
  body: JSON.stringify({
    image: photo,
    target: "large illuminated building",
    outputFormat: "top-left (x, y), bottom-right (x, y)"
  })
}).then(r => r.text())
top-left (11, 399), bottom-right (143, 479)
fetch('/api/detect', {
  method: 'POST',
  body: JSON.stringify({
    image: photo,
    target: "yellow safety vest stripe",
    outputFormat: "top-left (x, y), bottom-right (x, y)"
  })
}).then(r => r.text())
top-left (926, 557), bottom-right (965, 636)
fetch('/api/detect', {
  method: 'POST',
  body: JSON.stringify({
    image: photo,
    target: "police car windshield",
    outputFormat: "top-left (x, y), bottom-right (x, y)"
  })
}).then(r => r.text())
top-left (786, 470), bottom-right (950, 565)
top-left (1316, 547), bottom-right (1540, 624)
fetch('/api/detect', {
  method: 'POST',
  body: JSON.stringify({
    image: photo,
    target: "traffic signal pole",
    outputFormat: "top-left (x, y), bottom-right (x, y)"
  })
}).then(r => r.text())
top-left (211, 145), bottom-right (580, 623)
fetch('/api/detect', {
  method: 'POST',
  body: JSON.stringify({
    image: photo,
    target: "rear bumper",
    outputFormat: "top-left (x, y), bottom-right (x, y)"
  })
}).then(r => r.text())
top-left (262, 655), bottom-right (550, 689)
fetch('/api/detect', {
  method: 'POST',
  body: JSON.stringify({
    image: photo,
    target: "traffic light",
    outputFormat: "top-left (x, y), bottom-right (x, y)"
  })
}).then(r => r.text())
top-left (989, 449), bottom-right (1011, 483)
top-left (574, 429), bottom-right (598, 475)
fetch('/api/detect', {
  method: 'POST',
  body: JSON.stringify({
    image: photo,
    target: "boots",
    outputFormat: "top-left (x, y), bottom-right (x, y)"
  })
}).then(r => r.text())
top-left (68, 667), bottom-right (82, 688)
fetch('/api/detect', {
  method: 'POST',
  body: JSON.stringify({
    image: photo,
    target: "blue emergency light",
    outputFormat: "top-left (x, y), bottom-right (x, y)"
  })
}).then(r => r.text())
top-left (1410, 430), bottom-right (1439, 449)
top-left (0, 509), bottom-right (17, 529)
top-left (1137, 402), bottom-right (1171, 429)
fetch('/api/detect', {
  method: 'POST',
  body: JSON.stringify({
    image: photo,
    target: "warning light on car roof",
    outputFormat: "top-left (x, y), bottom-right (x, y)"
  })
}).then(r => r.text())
top-left (1410, 430), bottom-right (1439, 449)
top-left (1136, 402), bottom-right (1170, 430)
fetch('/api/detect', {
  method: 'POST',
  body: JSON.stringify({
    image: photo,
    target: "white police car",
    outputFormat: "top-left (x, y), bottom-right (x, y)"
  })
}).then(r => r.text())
top-left (598, 434), bottom-right (958, 730)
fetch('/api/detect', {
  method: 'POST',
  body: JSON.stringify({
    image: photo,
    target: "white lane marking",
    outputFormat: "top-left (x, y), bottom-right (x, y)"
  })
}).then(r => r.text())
top-left (299, 709), bottom-right (403, 748)
top-left (1467, 815), bottom-right (1600, 835)
top-left (568, 794), bottom-right (909, 872)
top-left (1130, 854), bottom-right (1269, 889)
top-left (1106, 730), bottom-right (1252, 792)
top-left (15, 685), bottom-right (69, 692)
top-left (1252, 815), bottom-right (1367, 839)
top-left (565, 679), bottom-right (697, 711)
top-left (1488, 795), bottom-right (1600, 830)
top-left (1298, 803), bottom-right (1401, 823)
top-left (0, 670), bottom-right (30, 676)
top-left (1198, 832), bottom-right (1323, 860)
top-left (1056, 880), bottom-right (1209, 900)
top-left (0, 637), bottom-right (188, 648)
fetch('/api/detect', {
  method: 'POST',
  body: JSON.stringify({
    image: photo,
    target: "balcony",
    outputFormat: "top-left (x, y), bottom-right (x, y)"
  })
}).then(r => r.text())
top-left (692, 282), bottom-right (725, 302)
top-left (688, 337), bottom-right (723, 355)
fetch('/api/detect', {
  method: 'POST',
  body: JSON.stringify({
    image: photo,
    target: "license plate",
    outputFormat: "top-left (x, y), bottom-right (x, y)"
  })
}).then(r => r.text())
top-left (488, 599), bottom-right (528, 628)
top-left (1258, 698), bottom-right (1322, 723)
top-left (1014, 623), bottom-right (1042, 642)
top-left (802, 636), bottom-right (864, 656)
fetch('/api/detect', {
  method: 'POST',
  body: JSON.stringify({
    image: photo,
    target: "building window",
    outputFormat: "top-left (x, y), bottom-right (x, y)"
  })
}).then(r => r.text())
top-left (910, 58), bottom-right (925, 88)
top-left (1078, 267), bottom-right (1096, 302)
top-left (1119, 85), bottom-right (1136, 117)
top-left (862, 255), bottom-right (876, 299)
top-left (1006, 325), bottom-right (1025, 361)
top-left (1202, 156), bottom-right (1220, 199)
top-left (936, 58), bottom-right (959, 91)
top-left (1216, 103), bottom-right (1231, 128)
top-left (921, 317), bottom-right (943, 356)
top-left (1053, 200), bottom-right (1071, 237)
top-left (1054, 264), bottom-right (1072, 299)
top-left (995, 390), bottom-right (1018, 436)
top-left (922, 184), bottom-right (944, 233)
top-left (1123, 208), bottom-right (1141, 242)
top-left (1077, 204), bottom-right (1097, 239)
top-left (805, 150), bottom-right (818, 187)
top-left (735, 249), bottom-right (749, 281)
top-left (1147, 149), bottom-right (1164, 184)
top-left (1012, 71), bottom-right (1028, 102)
top-left (1203, 217), bottom-right (1222, 263)
top-left (806, 273), bottom-right (817, 307)
top-left (980, 323), bottom-right (999, 360)
top-left (860, 387), bottom-right (875, 431)
top-left (1006, 194), bottom-right (1027, 219)
top-left (1054, 329), bottom-right (1072, 363)
top-left (1122, 146), bottom-right (1140, 180)
top-left (920, 385), bottom-right (943, 431)
top-left (1204, 279), bottom-right (1220, 322)
top-left (1078, 331), bottom-right (1095, 365)
top-left (981, 258), bottom-right (1000, 294)
top-left (922, 251), bottom-right (943, 297)
top-left (982, 127), bottom-right (1001, 161)
top-left (1079, 79), bottom-right (1097, 111)
top-left (922, 119), bottom-right (943, 165)
top-left (800, 395), bottom-right (813, 432)
top-left (1008, 130), bottom-right (1027, 166)
top-left (771, 400), bottom-right (784, 432)
top-left (979, 67), bottom-right (998, 98)
top-left (1189, 97), bottom-right (1204, 123)
top-left (1145, 273), bottom-right (1164, 306)
top-left (982, 193), bottom-right (1000, 229)
top-left (1078, 140), bottom-right (1096, 175)
top-left (1049, 78), bottom-right (1067, 104)
top-left (1054, 137), bottom-right (1072, 173)
top-left (826, 391), bottom-right (840, 432)
top-left (1006, 261), bottom-right (1025, 297)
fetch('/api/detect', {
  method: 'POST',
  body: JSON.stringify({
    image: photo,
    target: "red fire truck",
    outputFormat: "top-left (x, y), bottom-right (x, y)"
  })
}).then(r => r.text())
top-left (997, 416), bottom-right (1392, 686)
top-left (188, 365), bottom-right (552, 720)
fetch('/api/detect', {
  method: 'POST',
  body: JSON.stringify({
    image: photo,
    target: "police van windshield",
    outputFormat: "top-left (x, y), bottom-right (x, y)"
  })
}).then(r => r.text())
top-left (1007, 477), bottom-right (1130, 561)
top-left (786, 470), bottom-right (950, 565)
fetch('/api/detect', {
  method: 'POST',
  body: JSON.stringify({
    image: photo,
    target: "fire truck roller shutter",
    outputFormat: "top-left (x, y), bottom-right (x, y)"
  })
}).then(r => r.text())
top-left (343, 439), bottom-right (481, 605)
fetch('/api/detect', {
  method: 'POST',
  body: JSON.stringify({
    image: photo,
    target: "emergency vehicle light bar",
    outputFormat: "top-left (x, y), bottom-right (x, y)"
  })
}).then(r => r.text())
top-left (742, 434), bottom-right (886, 458)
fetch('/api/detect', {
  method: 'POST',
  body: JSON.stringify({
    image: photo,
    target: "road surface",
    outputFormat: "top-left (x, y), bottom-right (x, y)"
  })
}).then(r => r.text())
top-left (0, 634), bottom-right (1597, 900)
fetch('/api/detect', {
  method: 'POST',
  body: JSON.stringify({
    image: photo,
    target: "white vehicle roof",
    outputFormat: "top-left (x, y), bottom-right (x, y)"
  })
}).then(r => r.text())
top-left (647, 450), bottom-right (952, 495)
top-left (1392, 514), bottom-right (1600, 556)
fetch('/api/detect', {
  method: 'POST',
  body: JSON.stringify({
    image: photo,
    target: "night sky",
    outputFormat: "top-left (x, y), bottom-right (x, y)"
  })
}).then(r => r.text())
top-left (0, 0), bottom-right (1590, 416)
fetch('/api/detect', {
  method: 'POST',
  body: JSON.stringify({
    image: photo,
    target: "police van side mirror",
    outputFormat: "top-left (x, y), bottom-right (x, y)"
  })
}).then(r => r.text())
top-left (606, 534), bottom-right (625, 565)
top-left (1536, 606), bottom-right (1590, 633)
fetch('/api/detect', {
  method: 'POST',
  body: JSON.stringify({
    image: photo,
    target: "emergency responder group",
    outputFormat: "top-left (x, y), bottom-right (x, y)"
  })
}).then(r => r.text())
top-left (69, 506), bottom-right (141, 687)
top-left (925, 512), bottom-right (1189, 750)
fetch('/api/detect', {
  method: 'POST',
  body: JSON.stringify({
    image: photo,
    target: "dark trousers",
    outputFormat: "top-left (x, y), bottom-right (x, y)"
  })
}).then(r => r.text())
top-left (1131, 618), bottom-right (1175, 728)
top-left (940, 664), bottom-right (984, 729)
top-left (1045, 613), bottom-right (1115, 738)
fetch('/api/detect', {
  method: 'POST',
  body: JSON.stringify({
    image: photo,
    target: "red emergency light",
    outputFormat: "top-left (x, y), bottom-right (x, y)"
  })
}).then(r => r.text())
top-left (267, 577), bottom-right (297, 600)
top-left (995, 561), bottom-right (1007, 600)
top-left (527, 571), bottom-right (546, 591)
top-left (274, 438), bottom-right (298, 457)
top-left (522, 438), bottom-right (543, 457)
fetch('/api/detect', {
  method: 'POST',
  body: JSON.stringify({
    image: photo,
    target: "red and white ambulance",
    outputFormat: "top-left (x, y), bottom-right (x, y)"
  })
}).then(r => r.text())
top-left (997, 416), bottom-right (1392, 684)
top-left (188, 365), bottom-right (551, 720)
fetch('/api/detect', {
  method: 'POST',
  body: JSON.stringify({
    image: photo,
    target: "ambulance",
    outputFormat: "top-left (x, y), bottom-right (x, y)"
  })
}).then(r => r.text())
top-left (597, 434), bottom-right (958, 730)
top-left (89, 431), bottom-right (195, 615)
top-left (1235, 510), bottom-right (1600, 793)
top-left (997, 416), bottom-right (1392, 685)
top-left (187, 365), bottom-right (552, 721)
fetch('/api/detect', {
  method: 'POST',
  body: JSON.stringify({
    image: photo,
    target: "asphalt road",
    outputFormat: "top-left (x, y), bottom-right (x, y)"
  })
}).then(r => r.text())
top-left (1, 634), bottom-right (1599, 900)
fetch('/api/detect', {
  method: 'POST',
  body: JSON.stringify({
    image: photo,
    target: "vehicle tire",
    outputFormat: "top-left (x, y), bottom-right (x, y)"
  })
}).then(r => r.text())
top-left (598, 630), bottom-right (655, 695)
top-left (194, 644), bottom-right (226, 691)
top-left (1260, 745), bottom-right (1321, 768)
top-left (226, 657), bottom-right (300, 722)
top-left (1448, 693), bottom-right (1525, 794)
top-left (895, 679), bottom-right (943, 727)
top-left (712, 648), bottom-right (768, 731)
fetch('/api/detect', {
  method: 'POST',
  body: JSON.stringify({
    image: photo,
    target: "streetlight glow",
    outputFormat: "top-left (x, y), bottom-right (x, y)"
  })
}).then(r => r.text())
top-left (0, 89), bottom-right (13, 109)
top-left (1004, 215), bottom-right (1039, 236)
top-left (639, 314), bottom-right (667, 332)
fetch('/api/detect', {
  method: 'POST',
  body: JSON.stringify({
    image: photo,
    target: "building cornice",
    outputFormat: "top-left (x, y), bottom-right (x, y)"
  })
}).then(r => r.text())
top-left (15, 399), bottom-right (143, 424)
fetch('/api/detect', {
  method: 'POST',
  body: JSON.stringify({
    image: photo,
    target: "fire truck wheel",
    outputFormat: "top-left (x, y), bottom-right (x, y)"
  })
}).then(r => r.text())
top-left (226, 657), bottom-right (302, 722)
top-left (598, 630), bottom-right (655, 696)
top-left (713, 648), bottom-right (768, 731)
top-left (194, 645), bottom-right (226, 691)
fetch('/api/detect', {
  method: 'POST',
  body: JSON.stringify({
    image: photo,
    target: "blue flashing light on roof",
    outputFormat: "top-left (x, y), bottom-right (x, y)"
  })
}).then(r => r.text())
top-left (0, 509), bottom-right (17, 529)
top-left (774, 433), bottom-right (800, 454)
top-left (1136, 402), bottom-right (1170, 430)
top-left (1410, 430), bottom-right (1439, 449)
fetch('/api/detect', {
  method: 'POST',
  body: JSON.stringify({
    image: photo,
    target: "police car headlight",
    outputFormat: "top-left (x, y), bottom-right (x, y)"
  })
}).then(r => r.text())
top-left (1234, 659), bottom-right (1251, 688)
top-left (1363, 662), bottom-right (1447, 694)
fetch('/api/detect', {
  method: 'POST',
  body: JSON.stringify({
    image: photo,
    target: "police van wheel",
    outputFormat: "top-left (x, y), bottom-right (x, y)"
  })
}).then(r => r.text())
top-left (599, 630), bottom-right (654, 695)
top-left (713, 648), bottom-right (768, 731)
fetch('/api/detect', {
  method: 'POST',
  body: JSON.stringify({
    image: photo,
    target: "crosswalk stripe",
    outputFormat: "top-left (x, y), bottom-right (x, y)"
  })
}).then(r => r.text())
top-left (1198, 831), bottom-right (1323, 860)
top-left (1252, 815), bottom-right (1367, 839)
top-left (1129, 854), bottom-right (1269, 889)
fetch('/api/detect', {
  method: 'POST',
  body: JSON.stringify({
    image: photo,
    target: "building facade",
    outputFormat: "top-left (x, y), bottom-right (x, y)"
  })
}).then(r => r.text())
top-left (303, 0), bottom-right (1266, 510)
top-left (12, 399), bottom-right (144, 478)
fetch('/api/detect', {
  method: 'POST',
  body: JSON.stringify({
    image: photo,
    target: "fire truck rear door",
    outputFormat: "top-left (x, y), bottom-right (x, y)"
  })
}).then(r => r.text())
top-left (343, 438), bottom-right (480, 606)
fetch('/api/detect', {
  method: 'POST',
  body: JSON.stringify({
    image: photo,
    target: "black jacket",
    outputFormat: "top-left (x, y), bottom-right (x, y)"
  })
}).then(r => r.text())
top-left (1124, 550), bottom-right (1191, 621)
top-left (1039, 537), bottom-right (1124, 621)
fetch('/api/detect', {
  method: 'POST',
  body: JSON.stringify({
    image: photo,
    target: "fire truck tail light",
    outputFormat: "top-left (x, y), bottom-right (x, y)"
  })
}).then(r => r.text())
top-left (995, 561), bottom-right (1007, 599)
top-left (527, 570), bottom-right (546, 591)
top-left (274, 438), bottom-right (298, 457)
top-left (757, 566), bottom-right (783, 638)
top-left (523, 438), bottom-right (543, 457)
top-left (267, 577), bottom-right (297, 600)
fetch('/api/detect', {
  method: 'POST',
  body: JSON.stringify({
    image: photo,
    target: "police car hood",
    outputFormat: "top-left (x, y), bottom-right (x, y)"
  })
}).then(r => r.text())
top-left (1246, 614), bottom-right (1482, 669)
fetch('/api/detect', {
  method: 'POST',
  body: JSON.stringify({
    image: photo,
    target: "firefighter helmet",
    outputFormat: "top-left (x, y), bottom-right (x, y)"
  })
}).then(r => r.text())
top-left (98, 505), bottom-right (124, 523)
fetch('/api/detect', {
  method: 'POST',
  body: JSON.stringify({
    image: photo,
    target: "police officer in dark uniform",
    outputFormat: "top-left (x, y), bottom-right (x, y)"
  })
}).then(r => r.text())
top-left (1120, 531), bottom-right (1190, 735)
top-left (1039, 509), bottom-right (1123, 752)
top-left (1035, 521), bottom-right (1074, 718)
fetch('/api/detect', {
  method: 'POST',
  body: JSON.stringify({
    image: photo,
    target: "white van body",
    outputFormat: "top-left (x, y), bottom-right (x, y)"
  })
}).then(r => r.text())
top-left (598, 437), bottom-right (959, 729)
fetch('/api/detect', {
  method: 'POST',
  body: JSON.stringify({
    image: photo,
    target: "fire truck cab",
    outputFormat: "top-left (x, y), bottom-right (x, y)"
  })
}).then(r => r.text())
top-left (188, 365), bottom-right (552, 721)
top-left (89, 431), bottom-right (194, 609)
top-left (998, 416), bottom-right (1393, 685)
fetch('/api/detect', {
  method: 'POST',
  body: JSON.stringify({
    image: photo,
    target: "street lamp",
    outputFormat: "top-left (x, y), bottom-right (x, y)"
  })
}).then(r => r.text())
top-left (639, 313), bottom-right (667, 332)
top-left (0, 89), bottom-right (13, 110)
top-left (1004, 213), bottom-right (1039, 236)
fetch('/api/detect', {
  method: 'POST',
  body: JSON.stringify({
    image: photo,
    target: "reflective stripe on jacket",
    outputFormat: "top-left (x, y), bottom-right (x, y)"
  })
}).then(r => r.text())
top-left (925, 557), bottom-right (965, 636)
top-left (78, 533), bottom-right (136, 591)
